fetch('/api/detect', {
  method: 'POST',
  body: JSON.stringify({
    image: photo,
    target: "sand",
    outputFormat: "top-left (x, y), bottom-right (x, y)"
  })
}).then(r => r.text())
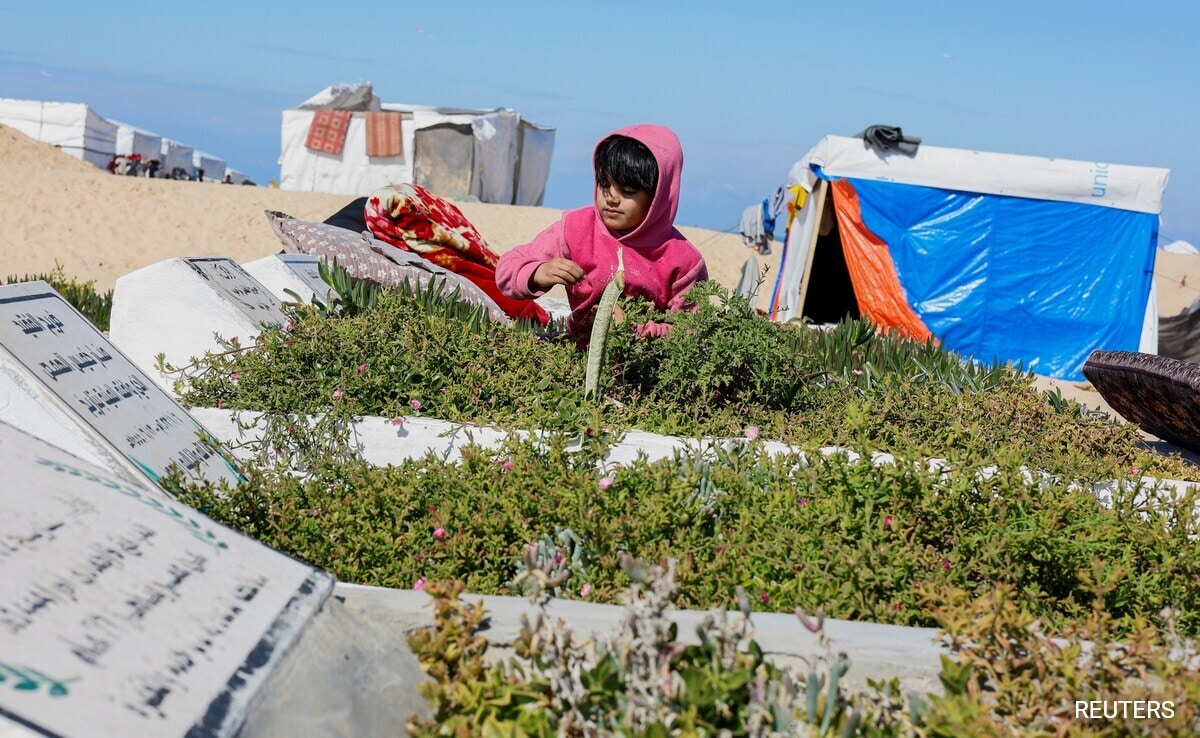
top-left (0, 124), bottom-right (781, 312)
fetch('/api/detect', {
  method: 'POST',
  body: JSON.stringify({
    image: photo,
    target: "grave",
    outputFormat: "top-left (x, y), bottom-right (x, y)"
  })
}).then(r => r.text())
top-left (241, 254), bottom-right (330, 305)
top-left (0, 281), bottom-right (241, 488)
top-left (109, 258), bottom-right (285, 394)
top-left (0, 420), bottom-right (335, 738)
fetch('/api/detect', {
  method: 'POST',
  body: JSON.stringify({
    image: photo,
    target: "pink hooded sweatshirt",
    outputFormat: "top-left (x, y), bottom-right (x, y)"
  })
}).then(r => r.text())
top-left (496, 124), bottom-right (708, 340)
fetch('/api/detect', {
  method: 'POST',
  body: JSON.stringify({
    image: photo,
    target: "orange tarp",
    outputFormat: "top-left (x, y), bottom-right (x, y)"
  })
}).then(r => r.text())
top-left (830, 179), bottom-right (933, 342)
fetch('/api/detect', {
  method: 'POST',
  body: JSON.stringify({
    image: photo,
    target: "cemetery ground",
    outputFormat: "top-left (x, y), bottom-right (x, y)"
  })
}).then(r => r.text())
top-left (7, 259), bottom-right (1200, 735)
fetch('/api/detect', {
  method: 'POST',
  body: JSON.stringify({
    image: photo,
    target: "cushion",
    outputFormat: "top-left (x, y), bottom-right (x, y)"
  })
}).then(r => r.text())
top-left (1081, 349), bottom-right (1200, 453)
top-left (264, 210), bottom-right (509, 323)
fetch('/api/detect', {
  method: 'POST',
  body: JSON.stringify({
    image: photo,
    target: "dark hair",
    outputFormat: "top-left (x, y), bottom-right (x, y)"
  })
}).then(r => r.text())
top-left (594, 135), bottom-right (658, 193)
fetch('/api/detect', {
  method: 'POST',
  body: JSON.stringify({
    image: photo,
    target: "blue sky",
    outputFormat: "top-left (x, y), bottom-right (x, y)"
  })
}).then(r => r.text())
top-left (2, 2), bottom-right (1197, 246)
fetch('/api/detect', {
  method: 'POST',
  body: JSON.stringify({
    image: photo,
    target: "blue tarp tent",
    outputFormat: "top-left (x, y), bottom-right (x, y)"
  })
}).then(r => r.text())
top-left (769, 136), bottom-right (1170, 381)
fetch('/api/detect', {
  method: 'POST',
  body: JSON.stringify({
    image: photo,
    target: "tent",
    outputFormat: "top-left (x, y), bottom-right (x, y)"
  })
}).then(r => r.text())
top-left (111, 120), bottom-right (162, 162)
top-left (769, 135), bottom-right (1170, 381)
top-left (278, 84), bottom-right (555, 205)
top-left (159, 137), bottom-right (194, 177)
top-left (0, 98), bottom-right (117, 168)
top-left (223, 167), bottom-right (252, 185)
top-left (191, 149), bottom-right (227, 182)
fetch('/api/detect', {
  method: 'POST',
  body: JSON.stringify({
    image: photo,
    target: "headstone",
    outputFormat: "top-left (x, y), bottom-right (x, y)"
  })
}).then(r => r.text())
top-left (0, 281), bottom-right (241, 488)
top-left (110, 258), bottom-right (286, 394)
top-left (0, 420), bottom-right (333, 738)
top-left (242, 254), bottom-right (330, 304)
top-left (180, 258), bottom-right (285, 324)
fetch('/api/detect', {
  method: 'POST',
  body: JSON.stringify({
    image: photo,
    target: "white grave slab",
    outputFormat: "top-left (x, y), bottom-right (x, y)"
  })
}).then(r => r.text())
top-left (0, 420), bottom-right (333, 738)
top-left (110, 258), bottom-right (286, 394)
top-left (0, 281), bottom-right (242, 488)
top-left (242, 254), bottom-right (330, 304)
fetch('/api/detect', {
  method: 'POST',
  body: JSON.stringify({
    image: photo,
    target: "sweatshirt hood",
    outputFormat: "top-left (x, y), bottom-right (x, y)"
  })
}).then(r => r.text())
top-left (594, 124), bottom-right (683, 249)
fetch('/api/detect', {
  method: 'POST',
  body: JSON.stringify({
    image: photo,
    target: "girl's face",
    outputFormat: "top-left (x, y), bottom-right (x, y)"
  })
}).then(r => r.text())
top-left (595, 176), bottom-right (652, 233)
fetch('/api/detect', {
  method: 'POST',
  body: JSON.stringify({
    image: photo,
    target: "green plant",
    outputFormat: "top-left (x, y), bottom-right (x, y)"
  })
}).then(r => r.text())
top-left (4, 262), bottom-right (113, 331)
top-left (284, 257), bottom-right (380, 318)
top-left (169, 279), bottom-right (1196, 482)
top-left (408, 559), bottom-right (870, 737)
top-left (922, 579), bottom-right (1200, 735)
top-left (167, 435), bottom-right (1200, 637)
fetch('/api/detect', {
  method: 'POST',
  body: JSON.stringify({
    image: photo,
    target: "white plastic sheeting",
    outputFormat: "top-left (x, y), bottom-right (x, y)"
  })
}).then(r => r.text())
top-left (0, 98), bottom-right (117, 168)
top-left (279, 107), bottom-right (415, 196)
top-left (159, 137), bottom-right (194, 176)
top-left (111, 120), bottom-right (163, 161)
top-left (224, 168), bottom-right (252, 185)
top-left (792, 135), bottom-right (1170, 215)
top-left (516, 120), bottom-right (555, 207)
top-left (192, 149), bottom-right (227, 181)
top-left (278, 89), bottom-right (554, 205)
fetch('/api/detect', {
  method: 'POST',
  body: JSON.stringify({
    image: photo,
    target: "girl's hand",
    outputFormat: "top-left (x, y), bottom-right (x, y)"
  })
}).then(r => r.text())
top-left (530, 258), bottom-right (585, 290)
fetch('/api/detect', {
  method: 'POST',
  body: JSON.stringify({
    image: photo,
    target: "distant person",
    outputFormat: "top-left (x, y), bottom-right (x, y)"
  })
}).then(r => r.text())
top-left (145, 159), bottom-right (161, 178)
top-left (496, 124), bottom-right (707, 342)
top-left (223, 173), bottom-right (233, 184)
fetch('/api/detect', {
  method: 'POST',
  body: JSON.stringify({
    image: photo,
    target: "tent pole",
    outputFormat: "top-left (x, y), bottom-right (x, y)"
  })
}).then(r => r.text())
top-left (795, 178), bottom-right (828, 322)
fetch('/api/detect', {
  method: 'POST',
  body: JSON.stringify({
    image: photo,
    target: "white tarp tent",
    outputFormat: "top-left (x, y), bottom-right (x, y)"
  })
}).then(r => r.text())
top-left (224, 168), bottom-right (252, 185)
top-left (111, 120), bottom-right (162, 162)
top-left (278, 84), bottom-right (555, 205)
top-left (159, 137), bottom-right (194, 177)
top-left (0, 98), bottom-right (117, 168)
top-left (192, 149), bottom-right (227, 181)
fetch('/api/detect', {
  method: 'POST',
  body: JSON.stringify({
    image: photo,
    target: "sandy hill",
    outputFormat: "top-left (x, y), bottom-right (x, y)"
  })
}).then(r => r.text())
top-left (0, 125), bottom-right (779, 310)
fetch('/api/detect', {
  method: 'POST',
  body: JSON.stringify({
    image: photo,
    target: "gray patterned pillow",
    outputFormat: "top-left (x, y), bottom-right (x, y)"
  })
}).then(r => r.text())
top-left (263, 210), bottom-right (509, 323)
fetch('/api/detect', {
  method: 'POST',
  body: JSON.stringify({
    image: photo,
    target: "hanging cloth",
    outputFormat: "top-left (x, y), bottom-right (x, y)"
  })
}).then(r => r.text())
top-left (305, 109), bottom-right (352, 155)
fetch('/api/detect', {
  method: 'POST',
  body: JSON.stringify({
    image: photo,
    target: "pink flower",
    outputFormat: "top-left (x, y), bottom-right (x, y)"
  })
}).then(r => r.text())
top-left (416, 553), bottom-right (427, 562)
top-left (357, 364), bottom-right (366, 372)
top-left (410, 399), bottom-right (422, 411)
top-left (554, 553), bottom-right (563, 564)
top-left (580, 583), bottom-right (593, 598)
top-left (413, 578), bottom-right (426, 591)
top-left (287, 426), bottom-right (296, 435)
top-left (893, 602), bottom-right (902, 611)
top-left (332, 389), bottom-right (343, 400)
top-left (883, 515), bottom-right (894, 528)
top-left (229, 372), bottom-right (239, 381)
top-left (714, 544), bottom-right (726, 553)
top-left (440, 387), bottom-right (448, 393)
top-left (798, 497), bottom-right (808, 506)
top-left (598, 475), bottom-right (615, 490)
top-left (433, 527), bottom-right (446, 540)
top-left (391, 417), bottom-right (404, 426)
top-left (851, 369), bottom-right (863, 377)
top-left (760, 592), bottom-right (770, 604)
top-left (744, 426), bottom-right (760, 441)
top-left (942, 559), bottom-right (952, 571)
top-left (502, 460), bottom-right (513, 471)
